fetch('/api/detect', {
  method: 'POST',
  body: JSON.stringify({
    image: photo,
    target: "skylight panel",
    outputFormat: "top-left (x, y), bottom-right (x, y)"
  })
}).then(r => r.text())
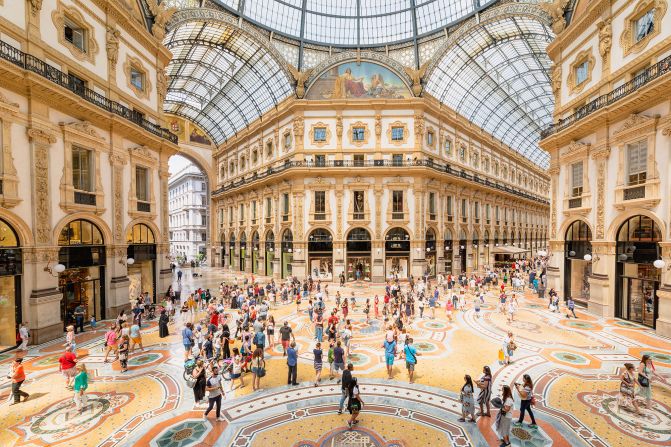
top-left (304, 13), bottom-right (358, 45)
top-left (360, 11), bottom-right (414, 45)
top-left (360, 0), bottom-right (410, 15)
top-left (415, 0), bottom-right (473, 35)
top-left (307, 0), bottom-right (358, 16)
top-left (245, 0), bottom-right (302, 36)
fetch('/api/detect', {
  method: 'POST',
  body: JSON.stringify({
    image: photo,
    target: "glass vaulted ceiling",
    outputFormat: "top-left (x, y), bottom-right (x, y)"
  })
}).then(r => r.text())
top-left (214, 0), bottom-right (496, 46)
top-left (425, 15), bottom-right (553, 167)
top-left (163, 20), bottom-right (293, 144)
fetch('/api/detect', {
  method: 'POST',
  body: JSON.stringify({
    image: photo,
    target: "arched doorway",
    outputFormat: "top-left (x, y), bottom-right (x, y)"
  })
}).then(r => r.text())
top-left (564, 220), bottom-right (592, 306)
top-left (220, 233), bottom-right (226, 267)
top-left (616, 215), bottom-right (661, 328)
top-left (458, 229), bottom-right (467, 274)
top-left (251, 231), bottom-right (260, 274)
top-left (126, 223), bottom-right (157, 303)
top-left (281, 229), bottom-right (293, 279)
top-left (443, 229), bottom-right (453, 275)
top-left (425, 228), bottom-right (436, 277)
top-left (472, 230), bottom-right (480, 272)
top-left (385, 227), bottom-right (410, 279)
top-left (308, 229), bottom-right (333, 280)
top-left (239, 232), bottom-right (247, 272)
top-left (0, 218), bottom-right (22, 347)
top-left (58, 219), bottom-right (106, 330)
top-left (346, 228), bottom-right (371, 282)
top-left (229, 233), bottom-right (236, 268)
top-left (265, 231), bottom-right (275, 276)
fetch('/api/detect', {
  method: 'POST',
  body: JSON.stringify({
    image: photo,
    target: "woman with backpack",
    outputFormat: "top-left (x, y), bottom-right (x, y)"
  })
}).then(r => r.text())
top-left (495, 385), bottom-right (514, 447)
top-left (347, 377), bottom-right (364, 429)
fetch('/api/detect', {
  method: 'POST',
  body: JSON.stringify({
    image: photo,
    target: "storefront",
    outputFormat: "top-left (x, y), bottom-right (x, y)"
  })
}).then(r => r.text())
top-left (615, 215), bottom-right (660, 328)
top-left (251, 231), bottom-right (260, 274)
top-left (346, 228), bottom-right (371, 281)
top-left (229, 233), bottom-right (235, 269)
top-left (281, 229), bottom-right (293, 279)
top-left (308, 229), bottom-right (333, 280)
top-left (220, 234), bottom-right (226, 267)
top-left (0, 218), bottom-right (22, 348)
top-left (239, 232), bottom-right (247, 272)
top-left (443, 229), bottom-right (453, 274)
top-left (58, 219), bottom-right (106, 329)
top-left (385, 227), bottom-right (410, 279)
top-left (425, 228), bottom-right (436, 278)
top-left (126, 223), bottom-right (157, 303)
top-left (265, 231), bottom-right (275, 276)
top-left (471, 232), bottom-right (479, 272)
top-left (458, 230), bottom-right (467, 274)
top-left (564, 220), bottom-right (592, 306)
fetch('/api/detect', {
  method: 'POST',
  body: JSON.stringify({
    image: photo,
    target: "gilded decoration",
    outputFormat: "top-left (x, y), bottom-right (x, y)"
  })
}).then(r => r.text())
top-left (540, 0), bottom-right (571, 34)
top-left (51, 1), bottom-right (99, 64)
top-left (29, 0), bottom-right (42, 16)
top-left (147, 0), bottom-right (177, 40)
top-left (566, 49), bottom-right (595, 95)
top-left (597, 19), bottom-right (612, 70)
top-left (157, 67), bottom-right (168, 106)
top-left (403, 61), bottom-right (429, 96)
top-left (348, 121), bottom-right (370, 147)
top-left (596, 158), bottom-right (607, 239)
top-left (309, 122), bottom-right (331, 148)
top-left (386, 121), bottom-right (409, 146)
top-left (123, 55), bottom-right (152, 100)
top-left (620, 0), bottom-right (668, 57)
top-left (287, 64), bottom-right (313, 99)
top-left (27, 128), bottom-right (56, 245)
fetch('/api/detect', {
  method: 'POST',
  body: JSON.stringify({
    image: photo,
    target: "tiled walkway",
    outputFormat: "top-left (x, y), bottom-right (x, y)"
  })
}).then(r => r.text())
top-left (1, 267), bottom-right (670, 446)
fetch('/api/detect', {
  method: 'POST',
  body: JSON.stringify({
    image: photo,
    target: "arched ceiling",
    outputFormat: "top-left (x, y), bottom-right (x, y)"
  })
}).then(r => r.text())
top-left (163, 17), bottom-right (294, 145)
top-left (424, 12), bottom-right (554, 168)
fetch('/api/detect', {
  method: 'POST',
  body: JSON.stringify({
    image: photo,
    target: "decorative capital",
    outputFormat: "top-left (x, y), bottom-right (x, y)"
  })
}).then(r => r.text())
top-left (591, 146), bottom-right (611, 160)
top-left (29, 0), bottom-right (43, 16)
top-left (27, 127), bottom-right (56, 145)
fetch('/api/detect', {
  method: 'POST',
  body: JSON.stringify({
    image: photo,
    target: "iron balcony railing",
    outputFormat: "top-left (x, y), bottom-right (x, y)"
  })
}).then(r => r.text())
top-left (541, 54), bottom-right (671, 139)
top-left (214, 159), bottom-right (550, 205)
top-left (0, 40), bottom-right (178, 144)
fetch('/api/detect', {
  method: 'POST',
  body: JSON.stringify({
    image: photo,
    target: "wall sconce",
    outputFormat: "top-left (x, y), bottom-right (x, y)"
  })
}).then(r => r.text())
top-left (288, 248), bottom-right (293, 253)
top-left (653, 259), bottom-right (671, 271)
top-left (460, 245), bottom-right (465, 250)
top-left (120, 257), bottom-right (135, 266)
top-left (337, 248), bottom-right (342, 254)
top-left (44, 261), bottom-right (66, 276)
top-left (426, 247), bottom-right (431, 252)
top-left (268, 247), bottom-right (274, 252)
top-left (583, 253), bottom-right (599, 263)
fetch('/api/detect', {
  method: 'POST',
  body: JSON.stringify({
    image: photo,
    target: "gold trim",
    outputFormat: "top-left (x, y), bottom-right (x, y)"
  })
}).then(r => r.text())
top-left (309, 122), bottom-right (331, 148)
top-left (51, 0), bottom-right (99, 64)
top-left (123, 55), bottom-right (151, 100)
top-left (566, 49), bottom-right (595, 95)
top-left (348, 121), bottom-right (370, 147)
top-left (386, 121), bottom-right (409, 146)
top-left (620, 0), bottom-right (668, 57)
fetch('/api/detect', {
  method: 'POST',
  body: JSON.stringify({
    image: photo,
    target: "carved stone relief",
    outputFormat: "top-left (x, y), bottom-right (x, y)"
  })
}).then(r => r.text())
top-left (27, 128), bottom-right (56, 245)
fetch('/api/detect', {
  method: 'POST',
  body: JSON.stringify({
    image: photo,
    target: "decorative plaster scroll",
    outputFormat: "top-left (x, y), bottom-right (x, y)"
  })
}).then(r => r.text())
top-left (597, 19), bottom-right (612, 70)
top-left (596, 160), bottom-right (606, 239)
top-left (540, 0), bottom-right (570, 34)
top-left (336, 191), bottom-right (343, 240)
top-left (27, 128), bottom-right (56, 244)
top-left (113, 165), bottom-right (124, 242)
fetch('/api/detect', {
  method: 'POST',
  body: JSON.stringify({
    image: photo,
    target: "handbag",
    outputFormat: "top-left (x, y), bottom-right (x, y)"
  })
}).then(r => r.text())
top-left (638, 374), bottom-right (650, 387)
top-left (257, 367), bottom-right (266, 378)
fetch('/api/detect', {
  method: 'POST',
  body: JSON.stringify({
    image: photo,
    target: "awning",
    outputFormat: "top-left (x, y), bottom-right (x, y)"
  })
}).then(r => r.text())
top-left (491, 246), bottom-right (530, 255)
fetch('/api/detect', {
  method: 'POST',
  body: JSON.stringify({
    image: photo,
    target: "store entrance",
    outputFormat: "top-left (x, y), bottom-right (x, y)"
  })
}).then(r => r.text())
top-left (308, 229), bottom-right (333, 280)
top-left (346, 228), bottom-right (371, 281)
top-left (385, 227), bottom-right (410, 280)
top-left (0, 218), bottom-right (22, 348)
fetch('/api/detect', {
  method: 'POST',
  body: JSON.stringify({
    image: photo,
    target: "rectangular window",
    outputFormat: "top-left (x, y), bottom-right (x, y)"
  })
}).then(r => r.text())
top-left (474, 202), bottom-right (480, 222)
top-left (426, 131), bottom-right (434, 146)
top-left (265, 197), bottom-right (272, 223)
top-left (444, 138), bottom-right (452, 156)
top-left (72, 146), bottom-right (93, 192)
top-left (315, 154), bottom-right (326, 167)
top-left (64, 18), bottom-right (86, 52)
top-left (130, 66), bottom-right (144, 90)
top-left (391, 127), bottom-right (404, 141)
top-left (352, 127), bottom-right (365, 141)
top-left (496, 205), bottom-right (500, 224)
top-left (627, 140), bottom-right (647, 185)
top-left (461, 199), bottom-right (467, 223)
top-left (571, 162), bottom-right (584, 197)
top-left (636, 9), bottom-right (655, 42)
top-left (229, 207), bottom-right (233, 223)
top-left (135, 166), bottom-right (149, 202)
top-left (486, 204), bottom-right (491, 223)
top-left (447, 196), bottom-right (453, 221)
top-left (201, 233), bottom-right (207, 241)
top-left (392, 191), bottom-right (404, 218)
top-left (283, 193), bottom-right (289, 220)
top-left (314, 191), bottom-right (326, 219)
top-left (239, 203), bottom-right (244, 222)
top-left (353, 154), bottom-right (364, 167)
top-left (429, 192), bottom-right (436, 219)
top-left (252, 201), bottom-right (257, 221)
top-left (353, 190), bottom-right (364, 219)
top-left (313, 127), bottom-right (326, 142)
top-left (284, 133), bottom-right (291, 149)
top-left (575, 60), bottom-right (589, 85)
top-left (392, 154), bottom-right (403, 166)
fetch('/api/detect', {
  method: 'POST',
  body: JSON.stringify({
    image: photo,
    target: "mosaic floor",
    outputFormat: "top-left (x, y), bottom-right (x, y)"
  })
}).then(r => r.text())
top-left (1, 267), bottom-right (670, 447)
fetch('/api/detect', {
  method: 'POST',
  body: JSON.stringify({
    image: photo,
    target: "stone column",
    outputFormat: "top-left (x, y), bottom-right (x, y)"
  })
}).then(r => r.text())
top-left (26, 128), bottom-right (63, 343)
top-left (655, 242), bottom-right (671, 337)
top-left (587, 241), bottom-right (616, 317)
top-left (158, 164), bottom-right (172, 293)
top-left (107, 152), bottom-right (130, 314)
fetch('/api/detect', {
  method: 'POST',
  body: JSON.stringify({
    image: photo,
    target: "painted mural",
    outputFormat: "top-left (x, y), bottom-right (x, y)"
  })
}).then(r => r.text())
top-left (306, 61), bottom-right (411, 100)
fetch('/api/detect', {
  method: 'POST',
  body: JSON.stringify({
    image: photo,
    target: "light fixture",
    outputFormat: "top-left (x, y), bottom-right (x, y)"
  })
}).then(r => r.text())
top-left (120, 257), bottom-right (135, 266)
top-left (653, 259), bottom-right (670, 270)
top-left (569, 250), bottom-right (576, 257)
top-left (268, 247), bottom-right (274, 252)
top-left (426, 247), bottom-right (431, 252)
top-left (288, 248), bottom-right (293, 253)
top-left (583, 254), bottom-right (592, 262)
top-left (618, 253), bottom-right (628, 261)
top-left (460, 245), bottom-right (465, 250)
top-left (44, 261), bottom-right (66, 276)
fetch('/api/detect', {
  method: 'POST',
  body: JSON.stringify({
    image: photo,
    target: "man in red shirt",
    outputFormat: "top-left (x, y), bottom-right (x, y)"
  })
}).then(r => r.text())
top-left (10, 358), bottom-right (29, 405)
top-left (328, 311), bottom-right (339, 328)
top-left (58, 346), bottom-right (78, 389)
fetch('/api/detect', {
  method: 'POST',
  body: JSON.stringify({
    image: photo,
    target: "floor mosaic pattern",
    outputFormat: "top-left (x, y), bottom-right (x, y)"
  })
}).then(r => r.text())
top-left (1, 266), bottom-right (670, 446)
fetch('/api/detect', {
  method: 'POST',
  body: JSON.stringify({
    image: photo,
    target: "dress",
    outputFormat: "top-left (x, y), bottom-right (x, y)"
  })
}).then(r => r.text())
top-left (461, 384), bottom-right (475, 416)
top-left (477, 374), bottom-right (492, 407)
top-left (638, 365), bottom-right (652, 400)
top-left (193, 367), bottom-right (206, 402)
top-left (158, 314), bottom-right (169, 338)
top-left (313, 348), bottom-right (323, 371)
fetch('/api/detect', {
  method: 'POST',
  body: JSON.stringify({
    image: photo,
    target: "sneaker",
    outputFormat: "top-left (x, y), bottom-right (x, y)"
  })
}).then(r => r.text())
top-left (513, 422), bottom-right (523, 427)
top-left (217, 417), bottom-right (225, 421)
top-left (347, 421), bottom-right (353, 429)
top-left (337, 410), bottom-right (342, 415)
top-left (528, 424), bottom-right (538, 429)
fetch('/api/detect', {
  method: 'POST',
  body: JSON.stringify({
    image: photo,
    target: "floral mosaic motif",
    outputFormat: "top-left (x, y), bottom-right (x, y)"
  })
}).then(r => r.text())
top-left (551, 351), bottom-right (590, 365)
top-left (509, 320), bottom-right (542, 333)
top-left (128, 352), bottom-right (161, 366)
top-left (510, 425), bottom-right (552, 447)
top-left (564, 321), bottom-right (597, 330)
top-left (295, 427), bottom-right (403, 447)
top-left (347, 352), bottom-right (369, 366)
top-left (422, 321), bottom-right (447, 330)
top-left (154, 420), bottom-right (210, 447)
top-left (578, 390), bottom-right (671, 444)
top-left (10, 392), bottom-right (131, 446)
top-left (413, 341), bottom-right (437, 353)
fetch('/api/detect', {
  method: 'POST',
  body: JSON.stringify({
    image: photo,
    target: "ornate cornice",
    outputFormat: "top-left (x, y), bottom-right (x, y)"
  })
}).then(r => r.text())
top-left (559, 140), bottom-right (590, 163)
top-left (27, 127), bottom-right (56, 145)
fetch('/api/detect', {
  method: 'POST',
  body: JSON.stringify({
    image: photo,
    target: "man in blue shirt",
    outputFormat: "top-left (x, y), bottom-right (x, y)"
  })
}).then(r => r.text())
top-left (383, 338), bottom-right (396, 379)
top-left (404, 337), bottom-right (420, 384)
top-left (182, 322), bottom-right (194, 360)
top-left (287, 341), bottom-right (299, 385)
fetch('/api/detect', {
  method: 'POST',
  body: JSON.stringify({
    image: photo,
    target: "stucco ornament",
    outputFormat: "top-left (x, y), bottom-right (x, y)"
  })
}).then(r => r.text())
top-left (287, 64), bottom-right (313, 99)
top-left (106, 27), bottom-right (120, 67)
top-left (29, 0), bottom-right (43, 16)
top-left (597, 19), bottom-right (612, 67)
top-left (403, 61), bottom-right (429, 96)
top-left (148, 0), bottom-right (176, 40)
top-left (541, 0), bottom-right (570, 34)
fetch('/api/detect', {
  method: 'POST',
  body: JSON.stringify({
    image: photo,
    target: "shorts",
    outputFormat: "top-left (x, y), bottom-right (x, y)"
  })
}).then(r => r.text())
top-left (405, 362), bottom-right (415, 371)
top-left (334, 362), bottom-right (344, 371)
top-left (251, 367), bottom-right (260, 375)
top-left (232, 372), bottom-right (241, 379)
top-left (132, 337), bottom-right (141, 344)
top-left (183, 343), bottom-right (193, 352)
top-left (62, 366), bottom-right (77, 378)
top-left (385, 353), bottom-right (395, 366)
